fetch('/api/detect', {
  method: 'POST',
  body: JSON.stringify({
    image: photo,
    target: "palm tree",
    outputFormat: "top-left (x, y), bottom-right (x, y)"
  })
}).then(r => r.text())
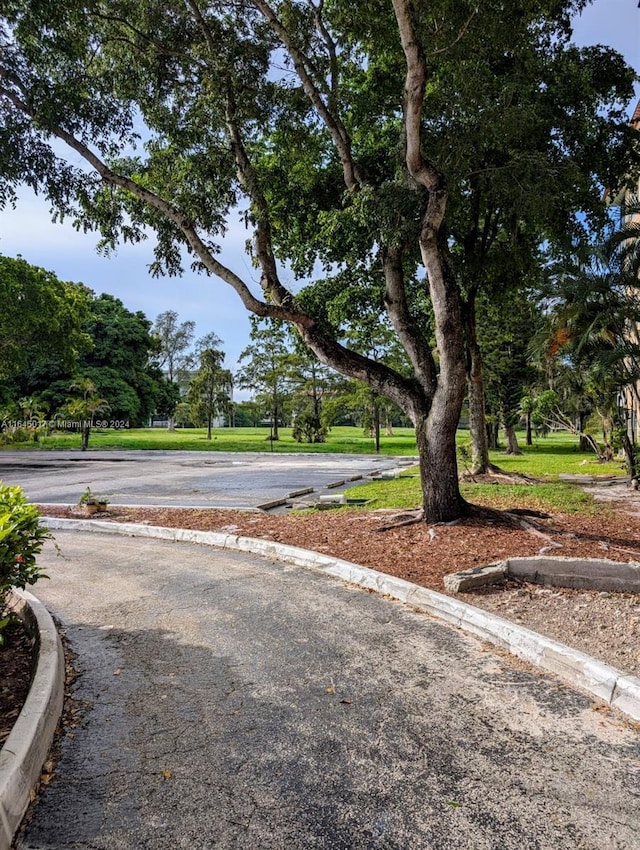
top-left (59, 379), bottom-right (109, 451)
top-left (540, 213), bottom-right (640, 476)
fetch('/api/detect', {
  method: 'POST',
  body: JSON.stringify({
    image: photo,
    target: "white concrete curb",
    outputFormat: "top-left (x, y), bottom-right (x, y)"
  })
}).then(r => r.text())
top-left (42, 516), bottom-right (640, 723)
top-left (0, 590), bottom-right (64, 850)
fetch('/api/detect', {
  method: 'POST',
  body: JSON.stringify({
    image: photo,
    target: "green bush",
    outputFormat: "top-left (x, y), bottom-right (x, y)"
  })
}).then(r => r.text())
top-left (0, 483), bottom-right (50, 644)
top-left (292, 411), bottom-right (328, 443)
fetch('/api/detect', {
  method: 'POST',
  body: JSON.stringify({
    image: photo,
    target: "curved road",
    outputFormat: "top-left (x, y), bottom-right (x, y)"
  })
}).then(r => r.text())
top-left (16, 530), bottom-right (640, 849)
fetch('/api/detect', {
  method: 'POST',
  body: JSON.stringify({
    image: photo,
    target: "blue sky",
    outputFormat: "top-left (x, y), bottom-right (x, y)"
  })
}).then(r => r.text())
top-left (0, 0), bottom-right (638, 378)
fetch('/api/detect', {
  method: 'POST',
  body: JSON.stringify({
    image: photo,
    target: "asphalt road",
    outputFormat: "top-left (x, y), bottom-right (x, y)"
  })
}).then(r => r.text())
top-left (15, 530), bottom-right (640, 850)
top-left (0, 450), bottom-right (405, 508)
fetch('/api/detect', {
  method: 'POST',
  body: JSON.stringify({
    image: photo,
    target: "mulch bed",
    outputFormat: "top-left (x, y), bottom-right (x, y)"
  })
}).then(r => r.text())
top-left (0, 617), bottom-right (35, 747)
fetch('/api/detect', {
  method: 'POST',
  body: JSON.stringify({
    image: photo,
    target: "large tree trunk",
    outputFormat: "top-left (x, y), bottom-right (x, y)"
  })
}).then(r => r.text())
top-left (468, 362), bottom-right (489, 472)
top-left (385, 410), bottom-right (394, 437)
top-left (391, 0), bottom-right (468, 521)
top-left (525, 412), bottom-right (532, 446)
top-left (81, 424), bottom-right (90, 451)
top-left (487, 418), bottom-right (499, 450)
top-left (622, 430), bottom-right (637, 481)
top-left (463, 298), bottom-right (490, 474)
top-left (577, 415), bottom-right (591, 452)
top-left (271, 394), bottom-right (280, 440)
top-left (415, 414), bottom-right (467, 523)
top-left (504, 424), bottom-right (521, 455)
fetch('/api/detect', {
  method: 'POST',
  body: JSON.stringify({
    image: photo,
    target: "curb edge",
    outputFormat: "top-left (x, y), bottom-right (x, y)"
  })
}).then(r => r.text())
top-left (0, 590), bottom-right (64, 850)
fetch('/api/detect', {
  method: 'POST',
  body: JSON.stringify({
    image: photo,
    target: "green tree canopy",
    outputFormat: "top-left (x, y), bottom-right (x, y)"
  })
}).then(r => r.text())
top-left (0, 1), bottom-right (637, 519)
top-left (57, 377), bottom-right (109, 450)
top-left (152, 310), bottom-right (195, 382)
top-left (538, 214), bottom-right (640, 474)
top-left (6, 287), bottom-right (173, 427)
top-left (0, 254), bottom-right (91, 384)
top-left (59, 293), bottom-right (167, 426)
top-left (236, 317), bottom-right (294, 440)
top-left (188, 336), bottom-right (233, 438)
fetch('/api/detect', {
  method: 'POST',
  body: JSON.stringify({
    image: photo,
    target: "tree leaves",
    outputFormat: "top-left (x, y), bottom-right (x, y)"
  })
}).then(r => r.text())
top-left (0, 254), bottom-right (91, 381)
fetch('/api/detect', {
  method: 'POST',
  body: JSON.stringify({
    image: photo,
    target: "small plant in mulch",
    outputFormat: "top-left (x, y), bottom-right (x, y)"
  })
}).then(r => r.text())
top-left (78, 487), bottom-right (110, 514)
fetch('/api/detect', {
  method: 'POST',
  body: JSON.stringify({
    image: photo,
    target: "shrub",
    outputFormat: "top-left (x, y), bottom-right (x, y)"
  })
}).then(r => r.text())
top-left (292, 410), bottom-right (328, 443)
top-left (0, 483), bottom-right (51, 644)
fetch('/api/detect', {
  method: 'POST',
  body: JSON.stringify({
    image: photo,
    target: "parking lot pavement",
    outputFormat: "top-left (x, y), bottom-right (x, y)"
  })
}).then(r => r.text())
top-left (0, 449), bottom-right (407, 508)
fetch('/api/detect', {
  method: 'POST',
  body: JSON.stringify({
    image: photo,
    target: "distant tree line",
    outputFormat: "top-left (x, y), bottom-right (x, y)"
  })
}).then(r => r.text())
top-left (0, 256), bottom-right (231, 446)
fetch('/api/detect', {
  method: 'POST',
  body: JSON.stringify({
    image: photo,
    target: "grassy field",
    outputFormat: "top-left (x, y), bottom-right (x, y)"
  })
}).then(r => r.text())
top-left (347, 474), bottom-right (600, 513)
top-left (0, 427), bottom-right (623, 470)
top-left (346, 430), bottom-right (623, 514)
top-left (2, 425), bottom-right (624, 471)
top-left (1, 425), bottom-right (419, 455)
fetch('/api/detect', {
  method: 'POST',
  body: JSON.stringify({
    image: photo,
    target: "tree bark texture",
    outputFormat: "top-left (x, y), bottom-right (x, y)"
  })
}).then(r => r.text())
top-left (525, 413), bottom-right (532, 446)
top-left (392, 0), bottom-right (467, 520)
top-left (415, 415), bottom-right (467, 523)
top-left (463, 297), bottom-right (490, 474)
top-left (504, 424), bottom-right (521, 455)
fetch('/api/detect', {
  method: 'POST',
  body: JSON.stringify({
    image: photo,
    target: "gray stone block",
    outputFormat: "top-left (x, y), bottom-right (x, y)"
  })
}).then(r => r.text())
top-left (507, 556), bottom-right (640, 592)
top-left (443, 562), bottom-right (508, 593)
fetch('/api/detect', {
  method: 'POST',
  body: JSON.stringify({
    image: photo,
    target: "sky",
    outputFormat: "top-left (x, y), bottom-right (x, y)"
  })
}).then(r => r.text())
top-left (0, 0), bottom-right (639, 381)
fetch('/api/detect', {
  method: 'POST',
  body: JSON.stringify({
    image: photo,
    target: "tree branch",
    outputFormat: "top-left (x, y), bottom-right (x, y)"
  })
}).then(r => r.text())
top-left (224, 90), bottom-right (295, 309)
top-left (252, 0), bottom-right (363, 191)
top-left (390, 0), bottom-right (445, 202)
top-left (297, 322), bottom-right (421, 414)
top-left (0, 74), bottom-right (423, 413)
top-left (184, 0), bottom-right (218, 57)
top-left (391, 0), bottom-right (467, 414)
top-left (0, 77), bottom-right (305, 324)
top-left (87, 9), bottom-right (192, 61)
top-left (307, 0), bottom-right (339, 112)
top-left (382, 246), bottom-right (437, 394)
top-left (427, 7), bottom-right (478, 57)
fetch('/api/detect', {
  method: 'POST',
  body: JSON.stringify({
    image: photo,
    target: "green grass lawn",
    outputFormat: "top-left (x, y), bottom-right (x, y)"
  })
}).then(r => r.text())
top-left (346, 430), bottom-right (624, 514)
top-left (347, 474), bottom-right (598, 514)
top-left (3, 424), bottom-right (625, 472)
top-left (485, 432), bottom-right (624, 478)
top-left (1, 425), bottom-right (419, 455)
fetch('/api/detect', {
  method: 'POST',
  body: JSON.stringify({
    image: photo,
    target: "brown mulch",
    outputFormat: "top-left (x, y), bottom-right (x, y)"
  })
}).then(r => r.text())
top-left (0, 618), bottom-right (35, 747)
top-left (41, 500), bottom-right (640, 679)
top-left (40, 501), bottom-right (640, 589)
